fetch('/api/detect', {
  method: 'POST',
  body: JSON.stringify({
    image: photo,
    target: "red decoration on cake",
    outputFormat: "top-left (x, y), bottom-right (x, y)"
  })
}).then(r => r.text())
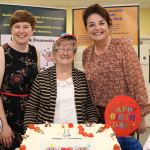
top-left (68, 123), bottom-right (73, 128)
top-left (61, 147), bottom-right (73, 150)
top-left (78, 125), bottom-right (85, 134)
top-left (28, 124), bottom-right (35, 129)
top-left (88, 133), bottom-right (94, 137)
top-left (27, 124), bottom-right (44, 134)
top-left (113, 144), bottom-right (121, 150)
top-left (83, 132), bottom-right (88, 137)
top-left (20, 144), bottom-right (26, 150)
top-left (105, 96), bottom-right (141, 136)
top-left (77, 125), bottom-right (94, 137)
top-left (78, 125), bottom-right (84, 129)
top-left (21, 123), bottom-right (120, 149)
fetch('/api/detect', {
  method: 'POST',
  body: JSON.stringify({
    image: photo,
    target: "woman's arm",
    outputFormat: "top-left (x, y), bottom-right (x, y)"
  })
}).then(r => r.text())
top-left (123, 39), bottom-right (149, 115)
top-left (35, 48), bottom-right (41, 72)
top-left (122, 38), bottom-right (150, 133)
top-left (0, 46), bottom-right (14, 148)
top-left (0, 46), bottom-right (6, 129)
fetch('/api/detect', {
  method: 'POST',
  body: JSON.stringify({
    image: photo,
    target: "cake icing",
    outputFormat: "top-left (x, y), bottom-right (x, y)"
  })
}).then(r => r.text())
top-left (20, 123), bottom-right (121, 150)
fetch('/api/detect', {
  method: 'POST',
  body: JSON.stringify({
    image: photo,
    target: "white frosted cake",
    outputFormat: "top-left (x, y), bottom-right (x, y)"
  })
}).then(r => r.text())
top-left (20, 123), bottom-right (121, 150)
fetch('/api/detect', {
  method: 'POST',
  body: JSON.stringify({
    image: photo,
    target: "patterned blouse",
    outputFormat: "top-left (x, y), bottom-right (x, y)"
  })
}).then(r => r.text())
top-left (82, 38), bottom-right (150, 116)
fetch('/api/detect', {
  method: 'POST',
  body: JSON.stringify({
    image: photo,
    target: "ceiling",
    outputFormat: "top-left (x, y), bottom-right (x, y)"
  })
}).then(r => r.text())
top-left (1, 0), bottom-right (150, 8)
top-left (39, 0), bottom-right (150, 8)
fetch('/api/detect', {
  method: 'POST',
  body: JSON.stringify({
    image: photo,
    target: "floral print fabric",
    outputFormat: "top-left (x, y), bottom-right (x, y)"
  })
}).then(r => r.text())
top-left (0, 43), bottom-right (38, 150)
top-left (82, 38), bottom-right (150, 117)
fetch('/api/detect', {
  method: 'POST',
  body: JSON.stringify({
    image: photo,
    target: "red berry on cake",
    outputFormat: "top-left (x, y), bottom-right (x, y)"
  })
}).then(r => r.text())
top-left (20, 144), bottom-right (26, 150)
top-left (78, 125), bottom-right (85, 135)
top-left (68, 123), bottom-right (73, 128)
top-left (78, 125), bottom-right (84, 130)
top-left (83, 132), bottom-right (88, 137)
top-left (28, 123), bottom-right (35, 129)
top-left (88, 133), bottom-right (94, 137)
top-left (113, 144), bottom-right (121, 150)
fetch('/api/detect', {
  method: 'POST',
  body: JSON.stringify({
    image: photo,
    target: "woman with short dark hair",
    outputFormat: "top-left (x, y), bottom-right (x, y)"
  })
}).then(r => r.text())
top-left (0, 10), bottom-right (39, 149)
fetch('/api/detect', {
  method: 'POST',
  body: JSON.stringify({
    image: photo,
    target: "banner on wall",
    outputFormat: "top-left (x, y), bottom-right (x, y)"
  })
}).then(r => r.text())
top-left (73, 5), bottom-right (139, 47)
top-left (73, 5), bottom-right (139, 70)
top-left (0, 4), bottom-right (66, 70)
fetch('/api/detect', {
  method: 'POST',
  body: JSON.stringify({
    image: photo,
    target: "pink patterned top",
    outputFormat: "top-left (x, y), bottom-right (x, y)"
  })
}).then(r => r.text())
top-left (82, 38), bottom-right (150, 116)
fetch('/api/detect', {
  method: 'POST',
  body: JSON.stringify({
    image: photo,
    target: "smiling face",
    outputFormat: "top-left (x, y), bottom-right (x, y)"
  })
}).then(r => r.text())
top-left (86, 13), bottom-right (110, 42)
top-left (53, 40), bottom-right (76, 67)
top-left (11, 22), bottom-right (33, 45)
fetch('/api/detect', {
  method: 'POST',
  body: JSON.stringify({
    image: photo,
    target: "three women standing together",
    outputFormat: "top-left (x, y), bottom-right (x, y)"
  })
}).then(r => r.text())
top-left (0, 3), bottom-right (150, 150)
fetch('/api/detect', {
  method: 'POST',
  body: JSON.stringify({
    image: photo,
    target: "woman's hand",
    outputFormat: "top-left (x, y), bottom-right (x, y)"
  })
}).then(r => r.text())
top-left (0, 124), bottom-right (15, 148)
top-left (0, 134), bottom-right (3, 144)
top-left (136, 117), bottom-right (147, 134)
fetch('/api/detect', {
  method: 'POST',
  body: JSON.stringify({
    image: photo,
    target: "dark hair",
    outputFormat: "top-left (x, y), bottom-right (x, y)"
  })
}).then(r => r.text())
top-left (10, 10), bottom-right (36, 29)
top-left (83, 4), bottom-right (112, 28)
top-left (52, 34), bottom-right (77, 53)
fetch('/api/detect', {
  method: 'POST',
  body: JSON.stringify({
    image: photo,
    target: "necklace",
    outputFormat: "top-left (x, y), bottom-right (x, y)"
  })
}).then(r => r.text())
top-left (94, 36), bottom-right (111, 55)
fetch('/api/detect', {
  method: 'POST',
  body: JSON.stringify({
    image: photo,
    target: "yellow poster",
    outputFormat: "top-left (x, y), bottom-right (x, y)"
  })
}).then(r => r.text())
top-left (73, 5), bottom-right (139, 47)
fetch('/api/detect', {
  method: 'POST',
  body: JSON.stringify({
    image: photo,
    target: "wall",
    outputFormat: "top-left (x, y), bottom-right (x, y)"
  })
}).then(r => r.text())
top-left (0, 1), bottom-right (150, 126)
top-left (140, 8), bottom-right (150, 126)
top-left (140, 8), bottom-right (150, 36)
top-left (140, 38), bottom-right (150, 126)
top-left (66, 7), bottom-right (72, 33)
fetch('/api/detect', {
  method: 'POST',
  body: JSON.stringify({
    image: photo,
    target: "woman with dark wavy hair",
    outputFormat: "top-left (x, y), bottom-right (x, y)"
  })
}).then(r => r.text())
top-left (82, 3), bottom-right (150, 134)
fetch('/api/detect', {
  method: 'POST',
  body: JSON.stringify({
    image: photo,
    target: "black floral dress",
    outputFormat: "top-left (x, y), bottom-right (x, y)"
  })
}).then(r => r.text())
top-left (0, 43), bottom-right (38, 150)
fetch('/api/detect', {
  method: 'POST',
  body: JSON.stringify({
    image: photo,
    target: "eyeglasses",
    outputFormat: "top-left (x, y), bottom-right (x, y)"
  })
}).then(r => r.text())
top-left (56, 48), bottom-right (74, 52)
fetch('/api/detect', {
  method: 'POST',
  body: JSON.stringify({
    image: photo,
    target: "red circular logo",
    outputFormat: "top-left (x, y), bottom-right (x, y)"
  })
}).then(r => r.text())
top-left (105, 96), bottom-right (141, 136)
